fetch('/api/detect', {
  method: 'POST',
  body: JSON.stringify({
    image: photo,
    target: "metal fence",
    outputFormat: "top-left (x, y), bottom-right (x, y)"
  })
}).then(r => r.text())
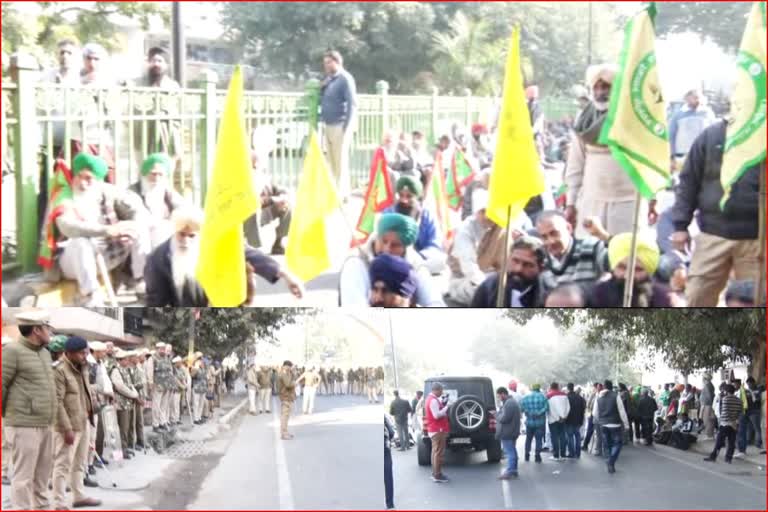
top-left (1, 59), bottom-right (576, 275)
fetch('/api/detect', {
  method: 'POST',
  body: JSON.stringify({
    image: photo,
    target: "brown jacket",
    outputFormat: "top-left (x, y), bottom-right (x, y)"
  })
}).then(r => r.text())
top-left (257, 369), bottom-right (272, 388)
top-left (277, 368), bottom-right (296, 402)
top-left (54, 357), bottom-right (95, 433)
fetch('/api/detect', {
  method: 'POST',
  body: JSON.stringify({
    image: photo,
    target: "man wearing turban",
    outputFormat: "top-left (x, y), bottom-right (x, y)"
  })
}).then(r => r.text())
top-left (368, 253), bottom-right (418, 308)
top-left (339, 213), bottom-right (445, 306)
top-left (586, 232), bottom-right (673, 307)
top-left (129, 153), bottom-right (186, 248)
top-left (565, 64), bottom-right (649, 238)
top-left (384, 175), bottom-right (447, 275)
top-left (52, 152), bottom-right (151, 305)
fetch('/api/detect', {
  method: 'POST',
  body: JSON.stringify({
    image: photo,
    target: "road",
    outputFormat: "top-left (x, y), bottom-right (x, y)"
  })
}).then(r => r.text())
top-left (391, 437), bottom-right (766, 510)
top-left (189, 393), bottom-right (382, 510)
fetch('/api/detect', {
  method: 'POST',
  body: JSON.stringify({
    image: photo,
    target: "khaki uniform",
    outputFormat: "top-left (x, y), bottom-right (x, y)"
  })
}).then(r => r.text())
top-left (366, 369), bottom-right (378, 403)
top-left (277, 368), bottom-right (297, 437)
top-left (257, 369), bottom-right (272, 413)
top-left (170, 366), bottom-right (186, 423)
top-left (110, 365), bottom-right (138, 451)
top-left (52, 357), bottom-right (95, 509)
top-left (128, 364), bottom-right (146, 447)
top-left (149, 354), bottom-right (174, 428)
top-left (1, 426), bottom-right (9, 480)
top-left (299, 370), bottom-right (321, 415)
top-left (190, 364), bottom-right (207, 422)
top-left (246, 366), bottom-right (259, 414)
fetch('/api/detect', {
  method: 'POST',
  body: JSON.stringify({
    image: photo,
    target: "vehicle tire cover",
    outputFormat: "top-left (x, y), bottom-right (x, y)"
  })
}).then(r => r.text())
top-left (449, 394), bottom-right (486, 433)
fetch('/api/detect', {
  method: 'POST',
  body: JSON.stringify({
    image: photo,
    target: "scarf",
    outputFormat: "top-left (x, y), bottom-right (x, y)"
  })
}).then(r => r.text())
top-left (573, 102), bottom-right (609, 147)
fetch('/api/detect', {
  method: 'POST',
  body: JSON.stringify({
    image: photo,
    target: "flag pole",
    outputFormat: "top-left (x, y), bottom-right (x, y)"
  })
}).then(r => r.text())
top-left (496, 206), bottom-right (513, 308)
top-left (623, 192), bottom-right (643, 307)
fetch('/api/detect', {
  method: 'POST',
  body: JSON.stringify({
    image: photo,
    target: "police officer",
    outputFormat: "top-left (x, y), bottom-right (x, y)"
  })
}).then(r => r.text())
top-left (109, 350), bottom-right (139, 458)
top-left (278, 361), bottom-right (297, 440)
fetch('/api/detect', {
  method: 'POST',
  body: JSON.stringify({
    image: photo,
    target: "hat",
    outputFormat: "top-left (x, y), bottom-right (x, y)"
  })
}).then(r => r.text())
top-left (472, 188), bottom-right (489, 215)
top-left (586, 64), bottom-right (618, 88)
top-left (531, 383), bottom-right (541, 391)
top-left (15, 310), bottom-right (51, 326)
top-left (141, 153), bottom-right (172, 177)
top-left (48, 335), bottom-right (67, 353)
top-left (608, 233), bottom-right (660, 276)
top-left (115, 349), bottom-right (130, 360)
top-left (194, 351), bottom-right (203, 359)
top-left (155, 342), bottom-right (166, 348)
top-left (471, 123), bottom-right (488, 136)
top-left (172, 356), bottom-right (182, 363)
top-left (171, 205), bottom-right (204, 233)
top-left (369, 254), bottom-right (418, 299)
top-left (377, 213), bottom-right (418, 247)
top-left (395, 175), bottom-right (423, 198)
top-left (72, 153), bottom-right (108, 181)
top-left (89, 341), bottom-right (107, 352)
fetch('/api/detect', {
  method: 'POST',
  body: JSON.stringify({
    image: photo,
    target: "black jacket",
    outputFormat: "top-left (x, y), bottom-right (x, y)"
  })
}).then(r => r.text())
top-left (144, 239), bottom-right (281, 307)
top-left (636, 395), bottom-right (657, 420)
top-left (389, 397), bottom-right (412, 424)
top-left (565, 391), bottom-right (586, 426)
top-left (470, 272), bottom-right (550, 308)
top-left (671, 121), bottom-right (762, 240)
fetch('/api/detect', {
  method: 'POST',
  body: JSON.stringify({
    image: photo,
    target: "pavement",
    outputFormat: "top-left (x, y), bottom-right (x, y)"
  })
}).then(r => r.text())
top-left (390, 437), bottom-right (766, 510)
top-left (188, 392), bottom-right (383, 510)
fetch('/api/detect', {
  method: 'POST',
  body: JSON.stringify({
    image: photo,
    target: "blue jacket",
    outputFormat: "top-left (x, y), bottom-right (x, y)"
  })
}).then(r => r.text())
top-left (669, 105), bottom-right (715, 156)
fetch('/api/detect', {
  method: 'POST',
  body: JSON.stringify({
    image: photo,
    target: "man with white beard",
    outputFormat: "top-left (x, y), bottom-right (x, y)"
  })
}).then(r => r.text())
top-left (128, 153), bottom-right (186, 247)
top-left (54, 153), bottom-right (150, 305)
top-left (144, 206), bottom-right (305, 306)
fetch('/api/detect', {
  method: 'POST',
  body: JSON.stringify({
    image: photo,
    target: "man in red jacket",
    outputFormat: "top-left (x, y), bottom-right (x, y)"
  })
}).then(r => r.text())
top-left (425, 382), bottom-right (450, 483)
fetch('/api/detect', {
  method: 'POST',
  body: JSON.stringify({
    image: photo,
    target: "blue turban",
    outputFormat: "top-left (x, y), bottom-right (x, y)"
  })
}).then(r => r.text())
top-left (377, 213), bottom-right (418, 247)
top-left (369, 254), bottom-right (417, 299)
top-left (64, 336), bottom-right (88, 352)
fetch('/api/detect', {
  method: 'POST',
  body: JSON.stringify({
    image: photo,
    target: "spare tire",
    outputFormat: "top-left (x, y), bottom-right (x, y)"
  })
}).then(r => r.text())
top-left (449, 395), bottom-right (486, 433)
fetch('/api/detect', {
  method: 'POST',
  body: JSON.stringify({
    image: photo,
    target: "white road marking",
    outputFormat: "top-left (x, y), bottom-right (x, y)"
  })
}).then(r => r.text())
top-left (272, 399), bottom-right (295, 510)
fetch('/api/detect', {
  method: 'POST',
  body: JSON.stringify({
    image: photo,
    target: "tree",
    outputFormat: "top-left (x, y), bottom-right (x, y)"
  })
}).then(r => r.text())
top-left (145, 308), bottom-right (303, 360)
top-left (655, 2), bottom-right (752, 53)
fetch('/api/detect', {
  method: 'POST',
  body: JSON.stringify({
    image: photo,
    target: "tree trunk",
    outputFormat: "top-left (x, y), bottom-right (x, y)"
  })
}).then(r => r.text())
top-left (748, 338), bottom-right (766, 384)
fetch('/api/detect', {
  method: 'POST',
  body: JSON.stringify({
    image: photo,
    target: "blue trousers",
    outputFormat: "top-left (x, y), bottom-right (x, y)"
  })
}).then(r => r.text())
top-left (501, 438), bottom-right (519, 475)
top-left (549, 421), bottom-right (567, 458)
top-left (525, 425), bottom-right (544, 458)
top-left (384, 446), bottom-right (394, 509)
top-left (565, 424), bottom-right (582, 458)
top-left (601, 426), bottom-right (623, 467)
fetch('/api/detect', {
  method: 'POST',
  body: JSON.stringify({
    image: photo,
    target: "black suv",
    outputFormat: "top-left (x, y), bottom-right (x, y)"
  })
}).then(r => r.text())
top-left (416, 376), bottom-right (501, 465)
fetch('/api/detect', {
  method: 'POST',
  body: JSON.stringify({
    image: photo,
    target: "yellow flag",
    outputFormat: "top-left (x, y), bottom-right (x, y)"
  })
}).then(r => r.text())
top-left (599, 3), bottom-right (671, 199)
top-left (721, 1), bottom-right (766, 208)
top-left (285, 131), bottom-right (341, 282)
top-left (195, 67), bottom-right (259, 306)
top-left (486, 26), bottom-right (545, 228)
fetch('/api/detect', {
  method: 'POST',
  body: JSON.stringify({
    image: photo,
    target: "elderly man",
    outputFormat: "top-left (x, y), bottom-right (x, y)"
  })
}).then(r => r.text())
top-left (50, 152), bottom-right (150, 305)
top-left (471, 236), bottom-right (553, 308)
top-left (2, 312), bottom-right (56, 510)
top-left (109, 350), bottom-right (139, 459)
top-left (144, 206), bottom-right (302, 306)
top-left (244, 150), bottom-right (293, 255)
top-left (277, 361), bottom-right (297, 440)
top-left (87, 341), bottom-right (112, 472)
top-left (147, 342), bottom-right (174, 433)
top-left (384, 175), bottom-right (446, 274)
top-left (587, 233), bottom-right (673, 307)
top-left (447, 189), bottom-right (507, 305)
top-left (52, 336), bottom-right (101, 509)
top-left (536, 210), bottom-right (610, 292)
top-left (128, 153), bottom-right (185, 248)
top-left (369, 254), bottom-right (418, 308)
top-left (340, 213), bottom-right (444, 306)
top-left (566, 64), bottom-right (647, 237)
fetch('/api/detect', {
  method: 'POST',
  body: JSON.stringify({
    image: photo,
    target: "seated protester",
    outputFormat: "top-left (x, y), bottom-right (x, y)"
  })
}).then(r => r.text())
top-left (369, 253), bottom-right (418, 308)
top-left (51, 153), bottom-right (150, 305)
top-left (535, 210), bottom-right (609, 292)
top-left (587, 233), bottom-right (673, 307)
top-left (654, 414), bottom-right (676, 445)
top-left (656, 250), bottom-right (688, 305)
top-left (725, 280), bottom-right (757, 307)
top-left (544, 284), bottom-right (587, 307)
top-left (128, 153), bottom-right (186, 248)
top-left (339, 213), bottom-right (445, 307)
top-left (447, 189), bottom-right (506, 305)
top-left (381, 130), bottom-right (415, 186)
top-left (469, 124), bottom-right (493, 169)
top-left (668, 413), bottom-right (697, 450)
top-left (244, 151), bottom-right (292, 255)
top-left (471, 236), bottom-right (553, 308)
top-left (384, 176), bottom-right (447, 275)
top-left (410, 131), bottom-right (434, 189)
top-left (144, 206), bottom-right (304, 307)
top-left (461, 169), bottom-right (490, 221)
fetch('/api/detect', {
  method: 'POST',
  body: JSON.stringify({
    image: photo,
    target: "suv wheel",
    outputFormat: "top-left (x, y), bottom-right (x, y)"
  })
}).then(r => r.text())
top-left (449, 395), bottom-right (486, 433)
top-left (417, 437), bottom-right (432, 466)
top-left (486, 439), bottom-right (502, 463)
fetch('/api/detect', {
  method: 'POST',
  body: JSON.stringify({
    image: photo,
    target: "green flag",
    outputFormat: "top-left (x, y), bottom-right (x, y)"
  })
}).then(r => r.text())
top-left (721, 1), bottom-right (766, 209)
top-left (599, 2), bottom-right (672, 200)
top-left (351, 147), bottom-right (394, 247)
top-left (446, 149), bottom-right (476, 211)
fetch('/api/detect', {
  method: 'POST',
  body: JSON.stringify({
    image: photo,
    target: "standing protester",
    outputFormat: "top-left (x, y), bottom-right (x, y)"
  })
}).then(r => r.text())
top-left (582, 383), bottom-right (601, 452)
top-left (384, 415), bottom-right (396, 510)
top-left (110, 350), bottom-right (139, 459)
top-left (636, 388), bottom-right (657, 446)
top-left (495, 387), bottom-right (521, 480)
top-left (742, 377), bottom-right (764, 453)
top-left (52, 336), bottom-right (101, 509)
top-left (278, 361), bottom-right (297, 440)
top-left (704, 384), bottom-right (743, 464)
top-left (1, 312), bottom-right (56, 510)
top-left (389, 391), bottom-right (413, 451)
top-left (668, 89), bottom-right (716, 170)
top-left (592, 380), bottom-right (630, 474)
top-left (425, 382), bottom-right (450, 483)
top-left (320, 50), bottom-right (357, 201)
top-left (699, 373), bottom-right (716, 440)
top-left (546, 382), bottom-right (570, 461)
top-left (520, 384), bottom-right (549, 463)
top-left (565, 383), bottom-right (586, 459)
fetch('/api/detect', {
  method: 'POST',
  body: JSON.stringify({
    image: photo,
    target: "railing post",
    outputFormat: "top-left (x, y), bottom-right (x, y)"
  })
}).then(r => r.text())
top-left (430, 86), bottom-right (439, 146)
top-left (464, 88), bottom-right (473, 128)
top-left (200, 69), bottom-right (218, 204)
top-left (376, 80), bottom-right (389, 140)
top-left (11, 53), bottom-right (40, 272)
top-left (304, 78), bottom-right (321, 133)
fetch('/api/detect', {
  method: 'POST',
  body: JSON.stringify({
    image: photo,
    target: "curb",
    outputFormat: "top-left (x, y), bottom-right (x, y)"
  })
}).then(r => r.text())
top-left (218, 397), bottom-right (249, 427)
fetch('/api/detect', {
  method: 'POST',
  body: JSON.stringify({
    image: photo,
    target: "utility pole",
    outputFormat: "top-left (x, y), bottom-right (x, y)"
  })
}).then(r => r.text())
top-left (172, 2), bottom-right (186, 87)
top-left (587, 1), bottom-right (594, 67)
top-left (388, 312), bottom-right (399, 390)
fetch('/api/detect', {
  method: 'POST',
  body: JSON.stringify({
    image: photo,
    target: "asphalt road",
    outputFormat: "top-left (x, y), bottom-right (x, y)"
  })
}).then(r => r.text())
top-left (189, 393), bottom-right (382, 510)
top-left (390, 437), bottom-right (766, 510)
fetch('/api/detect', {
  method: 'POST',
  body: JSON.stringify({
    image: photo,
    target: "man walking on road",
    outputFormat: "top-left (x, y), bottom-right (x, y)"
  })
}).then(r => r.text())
top-left (425, 382), bottom-right (450, 483)
top-left (277, 361), bottom-right (297, 440)
top-left (704, 384), bottom-right (743, 464)
top-left (389, 391), bottom-right (412, 451)
top-left (495, 387), bottom-right (521, 480)
top-left (2, 311), bottom-right (56, 510)
top-left (592, 380), bottom-right (630, 474)
top-left (321, 50), bottom-right (356, 201)
top-left (520, 384), bottom-right (549, 463)
top-left (246, 360), bottom-right (259, 415)
top-left (636, 388), bottom-right (657, 446)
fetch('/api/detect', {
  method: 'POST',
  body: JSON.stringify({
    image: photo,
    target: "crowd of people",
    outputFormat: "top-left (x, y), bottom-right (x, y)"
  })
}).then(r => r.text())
top-left (0, 310), bottom-right (240, 510)
top-left (386, 374), bottom-right (764, 489)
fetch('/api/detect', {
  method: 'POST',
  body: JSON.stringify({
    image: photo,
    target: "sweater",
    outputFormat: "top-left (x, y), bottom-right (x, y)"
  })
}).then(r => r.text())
top-left (496, 396), bottom-right (521, 441)
top-left (542, 237), bottom-right (609, 290)
top-left (1, 338), bottom-right (56, 428)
